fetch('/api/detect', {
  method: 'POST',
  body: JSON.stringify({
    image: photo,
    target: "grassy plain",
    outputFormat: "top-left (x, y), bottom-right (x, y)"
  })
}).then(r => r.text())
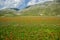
top-left (0, 16), bottom-right (60, 40)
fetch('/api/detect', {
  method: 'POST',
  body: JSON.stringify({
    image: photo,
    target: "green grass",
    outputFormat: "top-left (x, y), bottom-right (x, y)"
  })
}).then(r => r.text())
top-left (0, 18), bottom-right (60, 40)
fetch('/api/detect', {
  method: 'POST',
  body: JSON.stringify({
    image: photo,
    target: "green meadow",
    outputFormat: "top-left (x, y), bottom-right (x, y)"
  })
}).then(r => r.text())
top-left (0, 16), bottom-right (60, 40)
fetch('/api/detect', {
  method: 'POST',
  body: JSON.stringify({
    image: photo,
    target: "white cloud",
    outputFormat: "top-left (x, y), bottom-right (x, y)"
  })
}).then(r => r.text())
top-left (27, 0), bottom-right (53, 6)
top-left (4, 0), bottom-right (21, 8)
top-left (27, 0), bottom-right (36, 6)
top-left (13, 0), bottom-right (22, 7)
top-left (0, 0), bottom-right (23, 10)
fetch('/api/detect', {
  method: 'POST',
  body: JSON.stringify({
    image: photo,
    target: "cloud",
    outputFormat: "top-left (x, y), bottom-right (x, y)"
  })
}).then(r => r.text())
top-left (27, 0), bottom-right (37, 6)
top-left (27, 0), bottom-right (53, 6)
top-left (0, 0), bottom-right (23, 10)
top-left (4, 0), bottom-right (22, 8)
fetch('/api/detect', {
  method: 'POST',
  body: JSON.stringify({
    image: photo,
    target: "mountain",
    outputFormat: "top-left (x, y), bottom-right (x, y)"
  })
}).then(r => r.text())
top-left (0, 8), bottom-right (18, 17)
top-left (18, 1), bottom-right (60, 16)
top-left (0, 1), bottom-right (60, 17)
top-left (0, 0), bottom-right (53, 10)
top-left (10, 8), bottom-right (20, 11)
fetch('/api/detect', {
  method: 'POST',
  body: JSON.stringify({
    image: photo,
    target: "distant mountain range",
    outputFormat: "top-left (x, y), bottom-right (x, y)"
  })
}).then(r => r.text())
top-left (0, 1), bottom-right (60, 17)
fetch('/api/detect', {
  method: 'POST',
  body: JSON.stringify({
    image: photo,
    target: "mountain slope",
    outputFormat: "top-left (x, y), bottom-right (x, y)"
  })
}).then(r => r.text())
top-left (0, 1), bottom-right (60, 17)
top-left (0, 9), bottom-right (18, 17)
top-left (18, 1), bottom-right (60, 16)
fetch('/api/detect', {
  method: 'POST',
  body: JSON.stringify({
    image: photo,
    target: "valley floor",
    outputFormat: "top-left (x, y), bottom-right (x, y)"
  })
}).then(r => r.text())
top-left (0, 16), bottom-right (60, 40)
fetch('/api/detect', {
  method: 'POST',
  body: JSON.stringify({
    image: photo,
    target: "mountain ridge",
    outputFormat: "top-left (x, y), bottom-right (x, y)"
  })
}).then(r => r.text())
top-left (0, 1), bottom-right (60, 17)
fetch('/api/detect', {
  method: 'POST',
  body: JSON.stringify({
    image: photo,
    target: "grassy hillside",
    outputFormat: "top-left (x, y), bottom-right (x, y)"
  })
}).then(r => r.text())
top-left (0, 9), bottom-right (17, 17)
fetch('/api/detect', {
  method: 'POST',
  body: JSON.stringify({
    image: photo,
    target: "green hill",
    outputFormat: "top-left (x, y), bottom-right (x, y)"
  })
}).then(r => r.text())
top-left (0, 9), bottom-right (18, 17)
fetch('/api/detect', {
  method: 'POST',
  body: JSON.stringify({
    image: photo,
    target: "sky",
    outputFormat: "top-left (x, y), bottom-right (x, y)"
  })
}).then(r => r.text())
top-left (0, 0), bottom-right (53, 10)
